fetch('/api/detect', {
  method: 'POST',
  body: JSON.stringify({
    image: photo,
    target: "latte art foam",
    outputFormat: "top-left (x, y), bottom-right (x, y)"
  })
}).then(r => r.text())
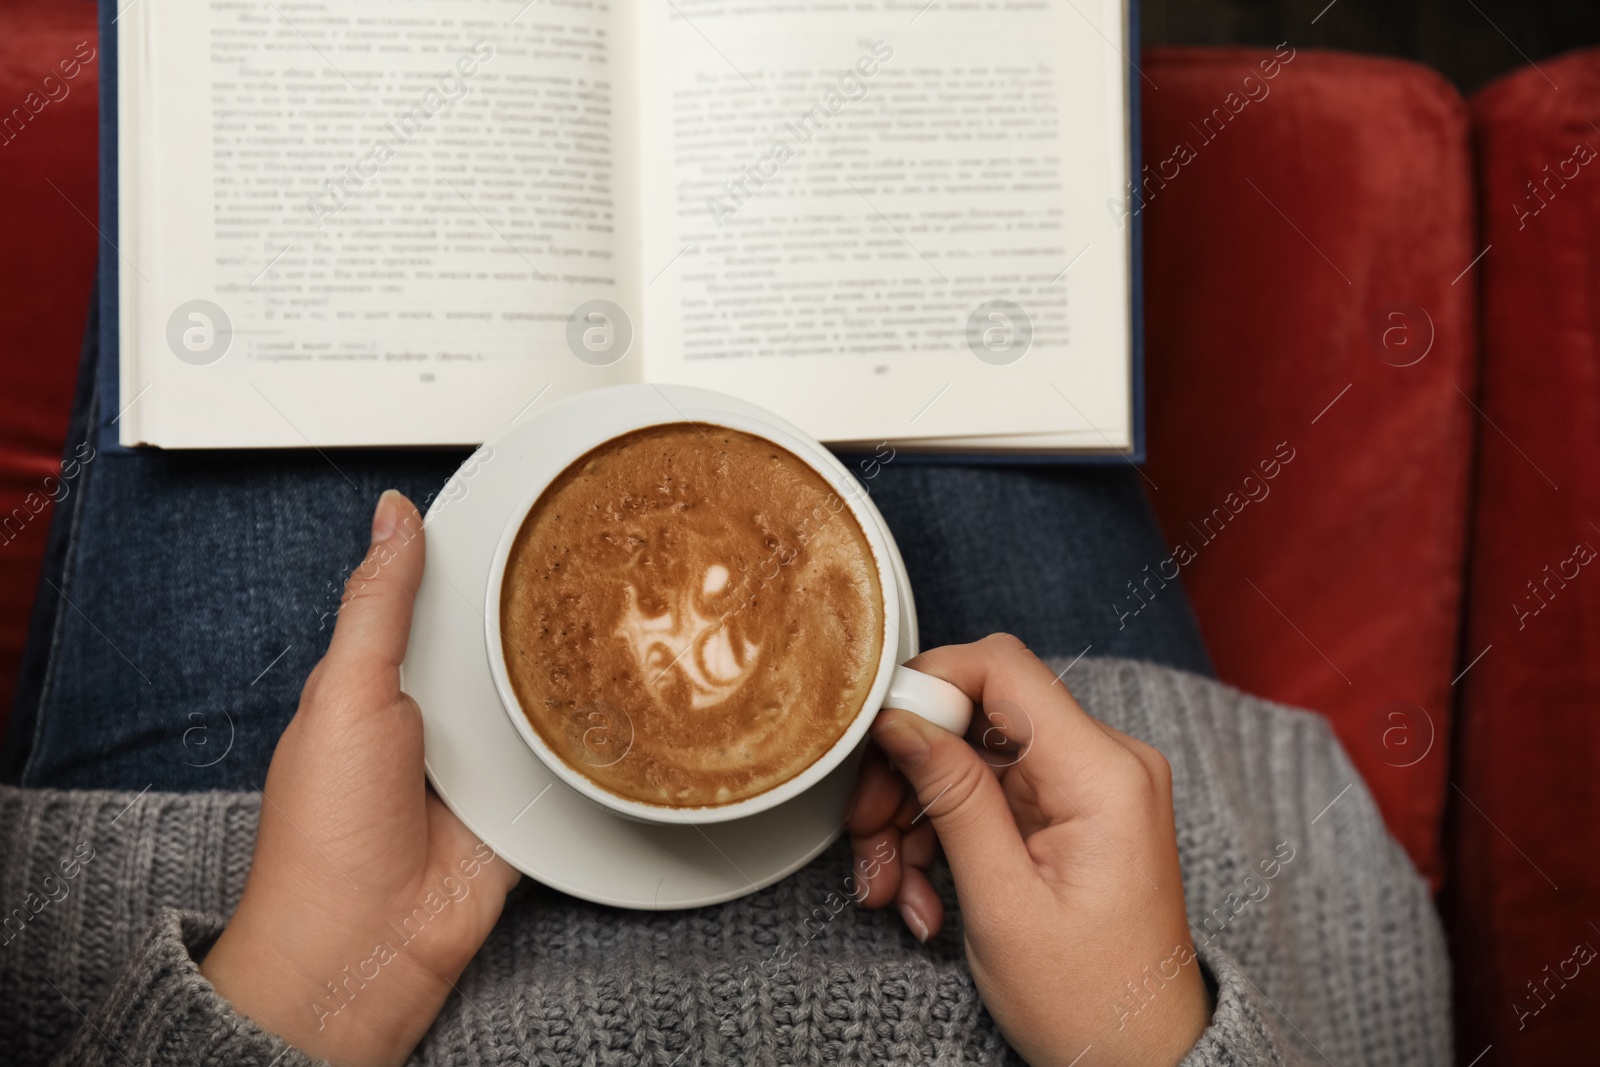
top-left (499, 423), bottom-right (885, 808)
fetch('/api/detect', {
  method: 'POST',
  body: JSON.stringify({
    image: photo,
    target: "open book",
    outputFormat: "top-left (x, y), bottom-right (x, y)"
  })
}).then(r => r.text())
top-left (110, 0), bottom-right (1139, 456)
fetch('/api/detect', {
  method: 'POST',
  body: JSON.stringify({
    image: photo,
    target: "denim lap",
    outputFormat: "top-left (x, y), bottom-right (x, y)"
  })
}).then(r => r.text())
top-left (10, 331), bottom-right (1210, 792)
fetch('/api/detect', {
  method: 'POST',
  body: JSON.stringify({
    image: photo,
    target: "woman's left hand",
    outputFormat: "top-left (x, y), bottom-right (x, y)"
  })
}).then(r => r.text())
top-left (201, 490), bottom-right (519, 1067)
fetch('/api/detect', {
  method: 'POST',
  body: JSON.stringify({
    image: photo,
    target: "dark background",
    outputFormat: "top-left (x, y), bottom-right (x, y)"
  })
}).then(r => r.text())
top-left (1144, 0), bottom-right (1600, 94)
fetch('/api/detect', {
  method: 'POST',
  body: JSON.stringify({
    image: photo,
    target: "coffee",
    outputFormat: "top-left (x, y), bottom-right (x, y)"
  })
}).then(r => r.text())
top-left (499, 422), bottom-right (885, 808)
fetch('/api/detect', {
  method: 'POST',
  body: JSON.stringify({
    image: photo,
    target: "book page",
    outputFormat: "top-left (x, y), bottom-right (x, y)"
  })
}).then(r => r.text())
top-left (636, 0), bottom-right (1131, 446)
top-left (120, 0), bottom-right (639, 448)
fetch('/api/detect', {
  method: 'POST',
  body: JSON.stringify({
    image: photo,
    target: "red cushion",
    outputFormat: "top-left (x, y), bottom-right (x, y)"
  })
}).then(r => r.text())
top-left (1139, 48), bottom-right (1477, 888)
top-left (1450, 46), bottom-right (1600, 1064)
top-left (0, 1), bottom-right (99, 731)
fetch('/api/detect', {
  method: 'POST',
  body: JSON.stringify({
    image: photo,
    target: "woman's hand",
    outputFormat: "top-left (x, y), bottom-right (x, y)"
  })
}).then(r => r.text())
top-left (201, 490), bottom-right (519, 1067)
top-left (846, 634), bottom-right (1210, 1067)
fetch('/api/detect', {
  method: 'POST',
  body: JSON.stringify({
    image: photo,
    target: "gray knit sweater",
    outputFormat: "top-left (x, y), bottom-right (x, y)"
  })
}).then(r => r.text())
top-left (0, 659), bottom-right (1451, 1066)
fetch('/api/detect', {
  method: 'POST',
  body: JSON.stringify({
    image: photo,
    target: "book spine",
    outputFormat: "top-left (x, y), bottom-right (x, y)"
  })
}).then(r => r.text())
top-left (96, 0), bottom-right (129, 453)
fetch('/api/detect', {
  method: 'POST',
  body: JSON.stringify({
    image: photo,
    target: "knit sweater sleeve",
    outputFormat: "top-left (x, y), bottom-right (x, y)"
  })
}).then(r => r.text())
top-left (1181, 941), bottom-right (1303, 1065)
top-left (48, 908), bottom-right (322, 1067)
top-left (3, 659), bottom-right (1451, 1066)
top-left (1066, 659), bottom-right (1454, 1067)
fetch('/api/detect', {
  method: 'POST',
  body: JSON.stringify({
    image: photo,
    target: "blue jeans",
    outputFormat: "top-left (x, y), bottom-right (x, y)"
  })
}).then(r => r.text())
top-left (5, 309), bottom-right (1212, 792)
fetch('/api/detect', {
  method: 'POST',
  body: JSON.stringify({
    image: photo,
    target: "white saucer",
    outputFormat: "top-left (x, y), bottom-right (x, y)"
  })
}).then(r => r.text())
top-left (401, 385), bottom-right (919, 910)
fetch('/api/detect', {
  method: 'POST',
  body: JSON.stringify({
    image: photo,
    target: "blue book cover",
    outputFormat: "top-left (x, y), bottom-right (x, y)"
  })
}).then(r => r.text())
top-left (95, 0), bottom-right (123, 455)
top-left (97, 0), bottom-right (1143, 464)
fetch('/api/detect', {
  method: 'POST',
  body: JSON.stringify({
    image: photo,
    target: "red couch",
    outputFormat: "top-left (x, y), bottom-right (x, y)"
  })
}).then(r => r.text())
top-left (1450, 49), bottom-right (1600, 1062)
top-left (3, 4), bottom-right (1597, 1061)
top-left (1141, 46), bottom-right (1477, 893)
top-left (0, 0), bottom-right (99, 725)
top-left (1143, 46), bottom-right (1600, 1063)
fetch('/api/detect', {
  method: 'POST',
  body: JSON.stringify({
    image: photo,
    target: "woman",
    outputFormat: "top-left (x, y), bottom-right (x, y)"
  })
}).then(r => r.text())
top-left (0, 335), bottom-right (1449, 1065)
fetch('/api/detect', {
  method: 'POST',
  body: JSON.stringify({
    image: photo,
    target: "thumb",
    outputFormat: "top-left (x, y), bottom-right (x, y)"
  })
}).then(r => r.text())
top-left (870, 709), bottom-right (1037, 904)
top-left (324, 489), bottom-right (426, 688)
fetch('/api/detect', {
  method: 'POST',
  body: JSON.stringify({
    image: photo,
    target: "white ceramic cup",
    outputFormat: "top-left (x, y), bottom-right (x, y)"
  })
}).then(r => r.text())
top-left (483, 387), bottom-right (973, 825)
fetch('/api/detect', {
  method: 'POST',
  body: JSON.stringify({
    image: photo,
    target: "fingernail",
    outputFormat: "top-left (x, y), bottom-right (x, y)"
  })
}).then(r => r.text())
top-left (872, 716), bottom-right (930, 770)
top-left (371, 489), bottom-right (404, 545)
top-left (899, 901), bottom-right (930, 943)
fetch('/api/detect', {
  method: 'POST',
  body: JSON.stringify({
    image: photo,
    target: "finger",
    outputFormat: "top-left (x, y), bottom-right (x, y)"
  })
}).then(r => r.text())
top-left (894, 865), bottom-right (944, 943)
top-left (870, 708), bottom-right (1036, 905)
top-left (844, 745), bottom-right (905, 836)
top-left (906, 633), bottom-right (1129, 783)
top-left (901, 820), bottom-right (938, 869)
top-left (890, 789), bottom-right (921, 831)
top-left (324, 491), bottom-right (426, 686)
top-left (850, 825), bottom-right (902, 908)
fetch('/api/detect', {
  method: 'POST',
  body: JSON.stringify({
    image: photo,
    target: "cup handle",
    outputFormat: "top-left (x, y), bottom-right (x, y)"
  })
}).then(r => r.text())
top-left (882, 664), bottom-right (974, 735)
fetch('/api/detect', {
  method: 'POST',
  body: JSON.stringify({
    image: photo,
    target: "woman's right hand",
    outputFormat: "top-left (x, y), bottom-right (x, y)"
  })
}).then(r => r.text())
top-left (845, 634), bottom-right (1211, 1067)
